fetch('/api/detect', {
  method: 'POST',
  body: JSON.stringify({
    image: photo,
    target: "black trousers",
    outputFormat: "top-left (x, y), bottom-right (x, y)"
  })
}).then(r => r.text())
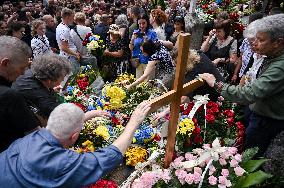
top-left (245, 112), bottom-right (284, 157)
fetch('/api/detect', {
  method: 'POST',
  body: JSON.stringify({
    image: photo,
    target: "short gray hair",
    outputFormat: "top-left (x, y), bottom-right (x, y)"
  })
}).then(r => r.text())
top-left (46, 103), bottom-right (85, 140)
top-left (244, 14), bottom-right (284, 41)
top-left (31, 54), bottom-right (71, 81)
top-left (115, 14), bottom-right (129, 27)
top-left (0, 36), bottom-right (32, 63)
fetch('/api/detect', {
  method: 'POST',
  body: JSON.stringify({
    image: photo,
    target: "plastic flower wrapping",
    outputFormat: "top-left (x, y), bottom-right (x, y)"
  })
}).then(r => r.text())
top-left (83, 33), bottom-right (105, 56)
top-left (131, 140), bottom-right (272, 188)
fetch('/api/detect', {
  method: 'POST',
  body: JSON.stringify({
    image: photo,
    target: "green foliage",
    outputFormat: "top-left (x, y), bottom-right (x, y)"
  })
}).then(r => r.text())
top-left (242, 159), bottom-right (270, 173)
top-left (241, 147), bottom-right (259, 163)
top-left (235, 170), bottom-right (273, 188)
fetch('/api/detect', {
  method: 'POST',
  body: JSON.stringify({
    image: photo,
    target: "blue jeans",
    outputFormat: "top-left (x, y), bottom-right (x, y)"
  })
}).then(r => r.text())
top-left (68, 56), bottom-right (80, 76)
top-left (245, 112), bottom-right (284, 157)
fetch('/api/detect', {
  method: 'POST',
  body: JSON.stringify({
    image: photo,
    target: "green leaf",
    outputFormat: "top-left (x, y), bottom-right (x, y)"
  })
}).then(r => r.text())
top-left (242, 159), bottom-right (270, 173)
top-left (241, 147), bottom-right (259, 163)
top-left (235, 170), bottom-right (273, 188)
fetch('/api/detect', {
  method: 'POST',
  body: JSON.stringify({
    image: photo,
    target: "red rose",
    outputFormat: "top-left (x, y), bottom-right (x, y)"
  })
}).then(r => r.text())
top-left (193, 126), bottom-right (201, 135)
top-left (205, 114), bottom-right (215, 124)
top-left (192, 117), bottom-right (198, 125)
top-left (194, 136), bottom-right (203, 144)
top-left (223, 109), bottom-right (235, 118)
top-left (206, 108), bottom-right (214, 115)
top-left (227, 117), bottom-right (235, 127)
top-left (236, 121), bottom-right (245, 130)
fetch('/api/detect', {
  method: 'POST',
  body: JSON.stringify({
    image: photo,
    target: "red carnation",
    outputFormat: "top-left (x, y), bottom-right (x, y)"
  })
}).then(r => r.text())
top-left (205, 114), bottom-right (215, 124)
top-left (111, 116), bottom-right (120, 125)
top-left (153, 134), bottom-right (161, 141)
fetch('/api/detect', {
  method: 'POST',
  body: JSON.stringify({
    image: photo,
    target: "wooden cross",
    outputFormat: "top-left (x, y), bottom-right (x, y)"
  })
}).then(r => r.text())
top-left (149, 33), bottom-right (204, 168)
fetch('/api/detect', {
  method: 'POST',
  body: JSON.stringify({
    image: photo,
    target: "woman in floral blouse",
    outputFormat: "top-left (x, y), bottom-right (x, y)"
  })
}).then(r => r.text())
top-left (102, 24), bottom-right (125, 82)
top-left (31, 19), bottom-right (52, 58)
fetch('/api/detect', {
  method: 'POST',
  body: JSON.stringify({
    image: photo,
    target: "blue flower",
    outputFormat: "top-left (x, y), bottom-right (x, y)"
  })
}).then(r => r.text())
top-left (87, 106), bottom-right (96, 111)
top-left (67, 86), bottom-right (74, 95)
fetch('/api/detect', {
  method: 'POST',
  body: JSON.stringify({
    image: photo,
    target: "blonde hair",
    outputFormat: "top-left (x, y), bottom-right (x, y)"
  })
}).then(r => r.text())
top-left (31, 19), bottom-right (45, 37)
top-left (186, 49), bottom-right (201, 72)
top-left (74, 12), bottom-right (86, 24)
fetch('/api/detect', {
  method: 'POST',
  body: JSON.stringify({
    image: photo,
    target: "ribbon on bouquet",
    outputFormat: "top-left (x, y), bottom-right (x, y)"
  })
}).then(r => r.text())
top-left (188, 95), bottom-right (210, 141)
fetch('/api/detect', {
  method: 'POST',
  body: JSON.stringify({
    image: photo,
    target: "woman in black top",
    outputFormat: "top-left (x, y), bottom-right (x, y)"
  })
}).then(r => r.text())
top-left (201, 20), bottom-right (238, 82)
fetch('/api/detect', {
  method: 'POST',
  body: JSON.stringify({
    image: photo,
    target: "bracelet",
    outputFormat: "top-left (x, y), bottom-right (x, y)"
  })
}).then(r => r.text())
top-left (214, 81), bottom-right (224, 93)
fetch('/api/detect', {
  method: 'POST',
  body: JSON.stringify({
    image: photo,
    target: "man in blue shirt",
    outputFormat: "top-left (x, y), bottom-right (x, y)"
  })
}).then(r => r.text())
top-left (0, 102), bottom-right (151, 187)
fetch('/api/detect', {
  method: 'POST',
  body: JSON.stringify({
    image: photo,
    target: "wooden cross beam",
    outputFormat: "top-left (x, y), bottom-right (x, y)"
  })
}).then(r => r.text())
top-left (149, 33), bottom-right (204, 168)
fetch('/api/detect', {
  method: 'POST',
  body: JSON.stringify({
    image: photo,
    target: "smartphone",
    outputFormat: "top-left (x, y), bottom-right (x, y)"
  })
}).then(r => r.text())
top-left (137, 32), bottom-right (145, 38)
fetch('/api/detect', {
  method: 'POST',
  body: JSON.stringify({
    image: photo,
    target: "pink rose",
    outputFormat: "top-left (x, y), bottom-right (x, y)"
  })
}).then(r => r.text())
top-left (194, 167), bottom-right (202, 175)
top-left (234, 166), bottom-right (245, 176)
top-left (209, 165), bottom-right (216, 175)
top-left (230, 159), bottom-right (239, 167)
top-left (193, 172), bottom-right (201, 184)
top-left (218, 176), bottom-right (232, 187)
top-left (175, 169), bottom-right (187, 184)
top-left (185, 173), bottom-right (194, 184)
top-left (219, 158), bottom-right (227, 166)
top-left (208, 175), bottom-right (217, 185)
top-left (234, 154), bottom-right (242, 162)
top-left (228, 147), bottom-right (238, 155)
top-left (218, 176), bottom-right (227, 185)
top-left (221, 169), bottom-right (230, 177)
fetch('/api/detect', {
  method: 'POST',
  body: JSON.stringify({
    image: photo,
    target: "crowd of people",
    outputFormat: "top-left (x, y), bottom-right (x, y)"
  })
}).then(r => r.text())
top-left (0, 0), bottom-right (284, 187)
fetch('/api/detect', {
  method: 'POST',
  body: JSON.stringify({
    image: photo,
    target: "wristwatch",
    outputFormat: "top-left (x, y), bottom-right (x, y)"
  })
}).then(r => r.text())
top-left (214, 81), bottom-right (224, 93)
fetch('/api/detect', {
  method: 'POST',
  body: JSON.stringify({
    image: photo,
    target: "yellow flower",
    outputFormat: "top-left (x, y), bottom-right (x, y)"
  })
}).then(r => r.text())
top-left (125, 146), bottom-right (148, 166)
top-left (177, 118), bottom-right (195, 135)
top-left (94, 125), bottom-right (110, 140)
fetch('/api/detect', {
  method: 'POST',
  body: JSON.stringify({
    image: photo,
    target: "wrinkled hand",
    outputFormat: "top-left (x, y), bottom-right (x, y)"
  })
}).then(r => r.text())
top-left (129, 101), bottom-right (151, 127)
top-left (152, 111), bottom-right (167, 122)
top-left (125, 84), bottom-right (132, 90)
top-left (212, 58), bottom-right (221, 65)
top-left (53, 85), bottom-right (63, 92)
top-left (92, 110), bottom-right (111, 118)
top-left (199, 73), bottom-right (216, 87)
top-left (103, 49), bottom-right (110, 56)
top-left (209, 29), bottom-right (216, 38)
top-left (231, 74), bottom-right (238, 83)
top-left (84, 110), bottom-right (111, 121)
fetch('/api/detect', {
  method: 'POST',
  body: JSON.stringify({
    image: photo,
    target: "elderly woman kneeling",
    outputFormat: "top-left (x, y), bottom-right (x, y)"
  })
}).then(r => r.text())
top-left (12, 54), bottom-right (72, 125)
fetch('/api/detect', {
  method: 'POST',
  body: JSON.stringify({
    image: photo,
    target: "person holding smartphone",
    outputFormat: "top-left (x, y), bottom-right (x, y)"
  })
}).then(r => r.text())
top-left (129, 13), bottom-right (158, 79)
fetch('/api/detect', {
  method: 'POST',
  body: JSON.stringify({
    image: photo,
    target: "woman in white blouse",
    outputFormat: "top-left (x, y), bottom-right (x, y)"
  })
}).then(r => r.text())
top-left (31, 19), bottom-right (52, 58)
top-left (149, 9), bottom-right (167, 41)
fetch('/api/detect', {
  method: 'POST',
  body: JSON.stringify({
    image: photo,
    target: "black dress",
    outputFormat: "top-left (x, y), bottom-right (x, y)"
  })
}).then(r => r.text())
top-left (205, 37), bottom-right (236, 82)
top-left (184, 52), bottom-right (224, 101)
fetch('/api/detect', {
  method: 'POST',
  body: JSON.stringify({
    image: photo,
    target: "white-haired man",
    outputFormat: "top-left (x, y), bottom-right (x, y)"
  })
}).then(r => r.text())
top-left (200, 14), bottom-right (284, 157)
top-left (0, 102), bottom-right (151, 187)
